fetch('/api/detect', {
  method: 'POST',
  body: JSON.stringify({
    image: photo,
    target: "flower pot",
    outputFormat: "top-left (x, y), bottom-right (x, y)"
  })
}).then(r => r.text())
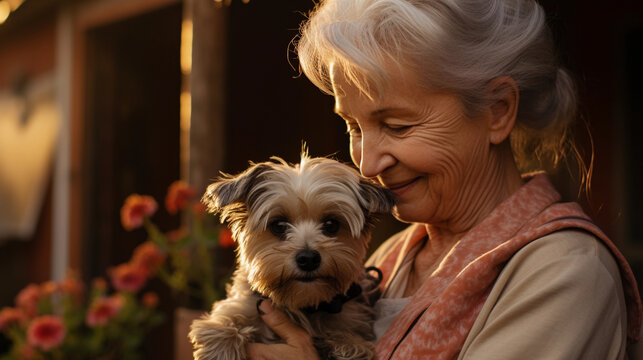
top-left (174, 307), bottom-right (206, 360)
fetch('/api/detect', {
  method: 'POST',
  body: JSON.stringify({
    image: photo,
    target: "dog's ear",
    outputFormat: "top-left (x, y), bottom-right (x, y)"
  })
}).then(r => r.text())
top-left (358, 179), bottom-right (396, 214)
top-left (202, 163), bottom-right (272, 213)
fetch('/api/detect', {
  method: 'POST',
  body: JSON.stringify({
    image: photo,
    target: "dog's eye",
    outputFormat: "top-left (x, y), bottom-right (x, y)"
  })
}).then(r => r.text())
top-left (321, 218), bottom-right (340, 237)
top-left (268, 218), bottom-right (289, 238)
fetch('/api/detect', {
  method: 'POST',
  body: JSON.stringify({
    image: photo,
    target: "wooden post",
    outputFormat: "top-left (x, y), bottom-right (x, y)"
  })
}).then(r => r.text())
top-left (186, 0), bottom-right (228, 195)
top-left (176, 2), bottom-right (228, 359)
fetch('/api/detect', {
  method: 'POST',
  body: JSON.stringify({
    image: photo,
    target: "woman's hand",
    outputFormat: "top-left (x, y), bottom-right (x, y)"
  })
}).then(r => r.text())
top-left (247, 299), bottom-right (319, 360)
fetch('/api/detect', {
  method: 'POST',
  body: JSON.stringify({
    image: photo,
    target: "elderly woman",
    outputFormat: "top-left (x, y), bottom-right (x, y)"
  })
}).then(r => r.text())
top-left (248, 0), bottom-right (642, 359)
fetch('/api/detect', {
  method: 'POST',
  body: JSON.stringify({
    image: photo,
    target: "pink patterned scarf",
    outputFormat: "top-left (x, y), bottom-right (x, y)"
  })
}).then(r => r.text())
top-left (373, 174), bottom-right (642, 359)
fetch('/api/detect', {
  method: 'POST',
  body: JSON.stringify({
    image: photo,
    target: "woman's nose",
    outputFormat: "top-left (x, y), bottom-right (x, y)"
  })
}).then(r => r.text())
top-left (359, 135), bottom-right (394, 178)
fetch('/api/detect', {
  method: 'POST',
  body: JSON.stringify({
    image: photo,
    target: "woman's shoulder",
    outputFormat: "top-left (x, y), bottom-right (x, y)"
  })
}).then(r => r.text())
top-left (461, 229), bottom-right (628, 358)
top-left (494, 229), bottom-right (627, 325)
top-left (507, 229), bottom-right (622, 282)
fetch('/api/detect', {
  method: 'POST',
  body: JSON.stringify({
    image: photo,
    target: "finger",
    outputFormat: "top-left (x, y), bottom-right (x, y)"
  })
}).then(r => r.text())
top-left (258, 299), bottom-right (311, 347)
top-left (247, 343), bottom-right (303, 360)
top-left (247, 343), bottom-right (271, 360)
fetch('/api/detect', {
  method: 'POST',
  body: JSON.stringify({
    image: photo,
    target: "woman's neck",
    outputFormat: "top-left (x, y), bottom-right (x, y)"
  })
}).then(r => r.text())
top-left (429, 141), bottom-right (523, 242)
top-left (405, 143), bottom-right (523, 296)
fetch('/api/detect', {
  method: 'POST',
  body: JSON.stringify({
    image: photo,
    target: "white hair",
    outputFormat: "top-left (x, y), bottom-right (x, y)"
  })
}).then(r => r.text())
top-left (296, 0), bottom-right (582, 174)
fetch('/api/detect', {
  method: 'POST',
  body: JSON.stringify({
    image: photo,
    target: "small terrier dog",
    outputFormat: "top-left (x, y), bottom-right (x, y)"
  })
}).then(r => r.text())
top-left (189, 153), bottom-right (395, 360)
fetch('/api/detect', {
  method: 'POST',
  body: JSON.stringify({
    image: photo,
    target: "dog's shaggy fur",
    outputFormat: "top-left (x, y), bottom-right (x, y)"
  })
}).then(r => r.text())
top-left (189, 154), bottom-right (394, 360)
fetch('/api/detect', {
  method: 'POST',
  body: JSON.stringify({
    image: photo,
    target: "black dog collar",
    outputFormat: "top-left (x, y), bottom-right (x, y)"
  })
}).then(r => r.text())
top-left (255, 266), bottom-right (383, 315)
top-left (301, 282), bottom-right (363, 314)
top-left (302, 266), bottom-right (383, 314)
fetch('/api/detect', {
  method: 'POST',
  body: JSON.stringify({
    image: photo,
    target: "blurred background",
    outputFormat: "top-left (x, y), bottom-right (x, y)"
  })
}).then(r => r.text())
top-left (0, 0), bottom-right (641, 358)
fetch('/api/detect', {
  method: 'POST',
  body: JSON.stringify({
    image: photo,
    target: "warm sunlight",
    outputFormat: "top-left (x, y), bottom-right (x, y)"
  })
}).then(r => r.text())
top-left (0, 1), bottom-right (10, 24)
top-left (180, 19), bottom-right (193, 75)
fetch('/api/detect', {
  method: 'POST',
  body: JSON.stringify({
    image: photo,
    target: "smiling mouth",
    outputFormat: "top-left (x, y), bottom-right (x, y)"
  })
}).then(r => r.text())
top-left (386, 178), bottom-right (419, 192)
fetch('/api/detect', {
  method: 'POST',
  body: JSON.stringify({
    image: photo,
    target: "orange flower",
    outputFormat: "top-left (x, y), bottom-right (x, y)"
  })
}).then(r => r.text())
top-left (15, 284), bottom-right (40, 317)
top-left (120, 195), bottom-right (158, 231)
top-left (192, 202), bottom-right (207, 218)
top-left (165, 181), bottom-right (196, 214)
top-left (108, 263), bottom-right (148, 293)
top-left (219, 228), bottom-right (235, 248)
top-left (142, 292), bottom-right (159, 308)
top-left (59, 275), bottom-right (84, 305)
top-left (26, 315), bottom-right (65, 351)
top-left (40, 282), bottom-right (58, 297)
top-left (60, 277), bottom-right (84, 296)
top-left (85, 296), bottom-right (124, 327)
top-left (0, 307), bottom-right (26, 331)
top-left (131, 241), bottom-right (166, 275)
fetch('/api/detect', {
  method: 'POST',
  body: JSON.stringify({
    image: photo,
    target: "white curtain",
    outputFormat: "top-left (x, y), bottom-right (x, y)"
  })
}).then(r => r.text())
top-left (0, 74), bottom-right (60, 241)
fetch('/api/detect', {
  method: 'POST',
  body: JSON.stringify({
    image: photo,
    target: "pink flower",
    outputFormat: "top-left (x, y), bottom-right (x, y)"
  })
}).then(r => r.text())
top-left (109, 263), bottom-right (148, 293)
top-left (109, 293), bottom-right (125, 309)
top-left (165, 181), bottom-right (196, 214)
top-left (0, 307), bottom-right (26, 331)
top-left (121, 195), bottom-right (158, 230)
top-left (85, 296), bottom-right (124, 327)
top-left (219, 228), bottom-right (235, 248)
top-left (26, 315), bottom-right (65, 351)
top-left (15, 284), bottom-right (40, 317)
top-left (142, 292), bottom-right (159, 308)
top-left (131, 241), bottom-right (166, 275)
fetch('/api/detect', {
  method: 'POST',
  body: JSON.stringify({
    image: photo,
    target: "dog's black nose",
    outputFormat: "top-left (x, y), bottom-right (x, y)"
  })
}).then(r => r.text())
top-left (295, 250), bottom-right (321, 272)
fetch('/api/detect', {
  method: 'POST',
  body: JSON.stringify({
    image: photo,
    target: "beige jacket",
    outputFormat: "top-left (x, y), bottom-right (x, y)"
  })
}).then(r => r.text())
top-left (367, 174), bottom-right (641, 359)
top-left (459, 230), bottom-right (627, 359)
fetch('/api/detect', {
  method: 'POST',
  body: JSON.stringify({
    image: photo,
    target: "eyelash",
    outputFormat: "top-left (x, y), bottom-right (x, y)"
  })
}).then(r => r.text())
top-left (344, 122), bottom-right (361, 136)
top-left (385, 124), bottom-right (412, 134)
top-left (342, 119), bottom-right (413, 136)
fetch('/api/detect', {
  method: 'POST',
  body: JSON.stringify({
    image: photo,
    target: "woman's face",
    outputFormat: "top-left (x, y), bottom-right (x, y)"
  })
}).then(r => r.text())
top-left (331, 67), bottom-right (494, 226)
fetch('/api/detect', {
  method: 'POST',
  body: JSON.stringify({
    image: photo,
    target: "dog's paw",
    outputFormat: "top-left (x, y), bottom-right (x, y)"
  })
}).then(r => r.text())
top-left (190, 318), bottom-right (257, 360)
top-left (324, 335), bottom-right (374, 360)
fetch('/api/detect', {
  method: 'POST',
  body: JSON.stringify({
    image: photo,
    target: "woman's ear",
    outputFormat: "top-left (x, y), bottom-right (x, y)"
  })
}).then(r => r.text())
top-left (486, 76), bottom-right (519, 145)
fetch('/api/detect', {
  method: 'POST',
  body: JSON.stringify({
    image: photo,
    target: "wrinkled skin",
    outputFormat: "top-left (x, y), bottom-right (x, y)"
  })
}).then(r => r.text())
top-left (333, 68), bottom-right (508, 232)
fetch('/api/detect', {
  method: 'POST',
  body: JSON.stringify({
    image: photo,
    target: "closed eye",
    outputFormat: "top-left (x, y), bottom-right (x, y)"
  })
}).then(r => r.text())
top-left (385, 123), bottom-right (412, 134)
